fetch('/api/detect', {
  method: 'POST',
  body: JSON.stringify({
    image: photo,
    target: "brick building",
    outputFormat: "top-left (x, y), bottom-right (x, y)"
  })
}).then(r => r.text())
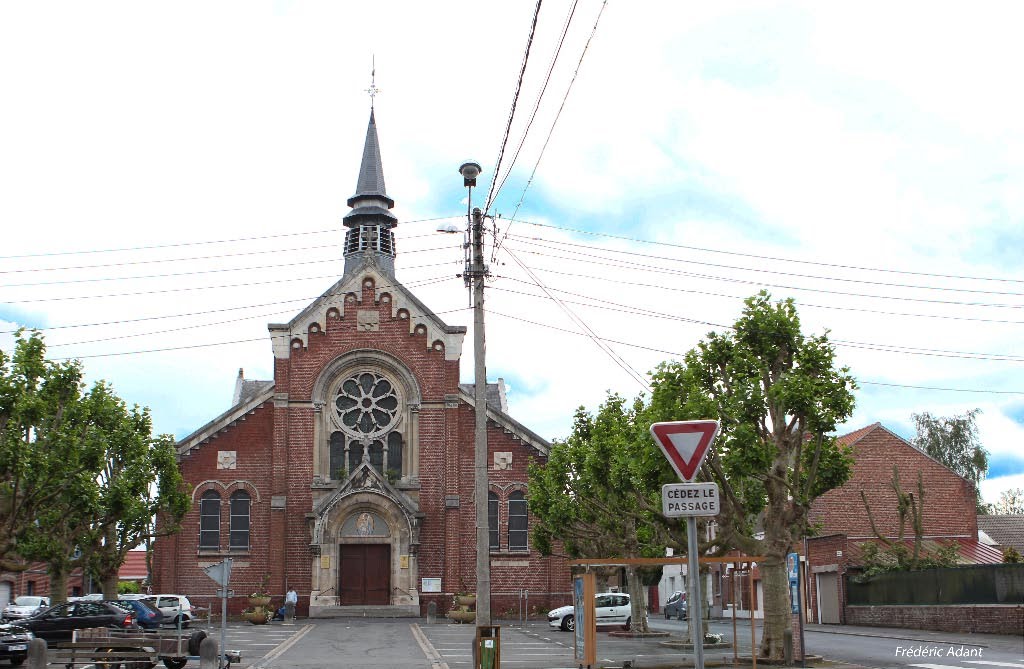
top-left (804, 422), bottom-right (1001, 625)
top-left (152, 110), bottom-right (569, 617)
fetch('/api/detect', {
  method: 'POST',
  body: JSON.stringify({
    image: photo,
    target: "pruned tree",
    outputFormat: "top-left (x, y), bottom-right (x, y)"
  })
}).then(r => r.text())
top-left (649, 292), bottom-right (856, 660)
top-left (911, 410), bottom-right (988, 513)
top-left (529, 394), bottom-right (692, 634)
top-left (857, 465), bottom-right (959, 577)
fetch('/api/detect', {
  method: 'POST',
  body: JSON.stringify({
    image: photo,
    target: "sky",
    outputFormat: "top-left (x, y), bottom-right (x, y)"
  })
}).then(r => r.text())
top-left (1, 1), bottom-right (1023, 507)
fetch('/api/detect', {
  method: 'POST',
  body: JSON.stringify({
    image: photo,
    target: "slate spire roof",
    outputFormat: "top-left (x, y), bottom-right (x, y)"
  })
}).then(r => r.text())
top-left (346, 109), bottom-right (395, 214)
top-left (342, 108), bottom-right (398, 277)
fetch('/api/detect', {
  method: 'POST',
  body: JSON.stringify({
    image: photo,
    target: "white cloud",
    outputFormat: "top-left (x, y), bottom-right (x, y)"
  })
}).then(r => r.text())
top-left (0, 1), bottom-right (1022, 494)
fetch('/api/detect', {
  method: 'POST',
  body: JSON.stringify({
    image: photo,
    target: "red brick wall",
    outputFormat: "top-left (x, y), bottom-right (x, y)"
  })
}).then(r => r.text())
top-left (806, 535), bottom-right (849, 624)
top-left (845, 604), bottom-right (1024, 635)
top-left (809, 426), bottom-right (977, 540)
top-left (153, 401), bottom-right (276, 614)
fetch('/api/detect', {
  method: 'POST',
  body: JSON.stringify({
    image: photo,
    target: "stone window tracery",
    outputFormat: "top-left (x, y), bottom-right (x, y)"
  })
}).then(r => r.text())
top-left (328, 370), bottom-right (405, 480)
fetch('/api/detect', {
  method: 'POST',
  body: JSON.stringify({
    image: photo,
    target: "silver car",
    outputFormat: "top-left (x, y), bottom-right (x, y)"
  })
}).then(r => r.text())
top-left (664, 591), bottom-right (687, 619)
top-left (2, 597), bottom-right (50, 621)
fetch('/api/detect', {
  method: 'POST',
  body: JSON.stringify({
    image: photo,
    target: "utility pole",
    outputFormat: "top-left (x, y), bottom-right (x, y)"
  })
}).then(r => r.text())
top-left (471, 205), bottom-right (491, 625)
top-left (457, 160), bottom-right (490, 626)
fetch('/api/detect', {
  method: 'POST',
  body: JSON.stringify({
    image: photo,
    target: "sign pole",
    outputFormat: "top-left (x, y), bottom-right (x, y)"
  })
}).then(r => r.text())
top-left (687, 515), bottom-right (705, 669)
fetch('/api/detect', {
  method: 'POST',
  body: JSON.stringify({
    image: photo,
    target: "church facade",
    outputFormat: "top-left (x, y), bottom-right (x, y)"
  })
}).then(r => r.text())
top-left (152, 111), bottom-right (570, 617)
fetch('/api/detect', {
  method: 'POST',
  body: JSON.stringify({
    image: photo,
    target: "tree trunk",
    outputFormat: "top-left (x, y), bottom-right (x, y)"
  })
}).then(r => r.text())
top-left (101, 570), bottom-right (119, 599)
top-left (758, 554), bottom-right (791, 660)
top-left (48, 562), bottom-right (69, 603)
top-left (625, 566), bottom-right (648, 633)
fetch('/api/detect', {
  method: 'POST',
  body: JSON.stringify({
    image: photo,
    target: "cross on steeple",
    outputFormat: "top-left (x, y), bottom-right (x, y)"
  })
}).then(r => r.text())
top-left (365, 56), bottom-right (380, 109)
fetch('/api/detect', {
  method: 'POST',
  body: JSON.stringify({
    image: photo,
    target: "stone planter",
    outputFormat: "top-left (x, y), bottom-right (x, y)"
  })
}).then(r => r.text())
top-left (243, 609), bottom-right (270, 625)
top-left (447, 609), bottom-right (476, 623)
top-left (248, 595), bottom-right (272, 608)
top-left (455, 595), bottom-right (477, 607)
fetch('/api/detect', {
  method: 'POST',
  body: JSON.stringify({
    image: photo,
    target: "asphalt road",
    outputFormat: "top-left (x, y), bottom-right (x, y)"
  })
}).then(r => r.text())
top-left (187, 616), bottom-right (1024, 669)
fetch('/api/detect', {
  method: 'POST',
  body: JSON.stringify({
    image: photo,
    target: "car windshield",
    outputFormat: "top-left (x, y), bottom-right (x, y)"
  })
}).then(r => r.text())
top-left (12, 597), bottom-right (44, 607)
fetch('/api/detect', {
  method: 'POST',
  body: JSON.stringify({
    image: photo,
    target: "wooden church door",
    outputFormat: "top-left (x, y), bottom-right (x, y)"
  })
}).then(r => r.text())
top-left (339, 544), bottom-right (390, 605)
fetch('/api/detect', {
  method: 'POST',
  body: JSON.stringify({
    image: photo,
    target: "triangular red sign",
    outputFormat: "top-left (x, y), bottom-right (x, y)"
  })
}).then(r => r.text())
top-left (650, 420), bottom-right (720, 482)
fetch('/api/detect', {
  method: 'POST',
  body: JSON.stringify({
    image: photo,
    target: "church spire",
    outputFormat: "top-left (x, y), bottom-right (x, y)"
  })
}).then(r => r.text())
top-left (342, 107), bottom-right (398, 277)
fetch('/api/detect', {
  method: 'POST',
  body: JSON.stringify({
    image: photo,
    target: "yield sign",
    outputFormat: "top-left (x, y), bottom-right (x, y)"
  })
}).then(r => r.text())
top-left (650, 420), bottom-right (720, 482)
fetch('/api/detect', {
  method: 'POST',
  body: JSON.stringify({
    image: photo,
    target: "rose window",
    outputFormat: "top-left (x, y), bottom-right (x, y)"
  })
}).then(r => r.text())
top-left (334, 372), bottom-right (400, 436)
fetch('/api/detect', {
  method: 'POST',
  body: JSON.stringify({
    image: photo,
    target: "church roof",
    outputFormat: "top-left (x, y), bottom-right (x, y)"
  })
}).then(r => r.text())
top-left (346, 109), bottom-right (395, 211)
top-left (458, 384), bottom-right (549, 457)
top-left (976, 515), bottom-right (1024, 553)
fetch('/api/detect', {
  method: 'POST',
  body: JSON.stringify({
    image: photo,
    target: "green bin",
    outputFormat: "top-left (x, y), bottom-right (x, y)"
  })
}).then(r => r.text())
top-left (474, 625), bottom-right (500, 669)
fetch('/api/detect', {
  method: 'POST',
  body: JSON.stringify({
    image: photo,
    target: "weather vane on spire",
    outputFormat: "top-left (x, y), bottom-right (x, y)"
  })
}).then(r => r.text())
top-left (366, 56), bottom-right (380, 109)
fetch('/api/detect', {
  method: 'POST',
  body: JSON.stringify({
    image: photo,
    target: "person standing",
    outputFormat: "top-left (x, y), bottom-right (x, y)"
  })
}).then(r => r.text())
top-left (284, 587), bottom-right (298, 623)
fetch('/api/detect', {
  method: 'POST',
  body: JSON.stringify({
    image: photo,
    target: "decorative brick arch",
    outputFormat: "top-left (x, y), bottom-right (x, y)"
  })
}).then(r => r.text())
top-left (190, 479), bottom-right (262, 503)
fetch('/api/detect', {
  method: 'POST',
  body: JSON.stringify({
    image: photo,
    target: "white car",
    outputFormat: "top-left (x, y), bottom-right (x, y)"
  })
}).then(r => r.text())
top-left (143, 594), bottom-right (194, 627)
top-left (2, 596), bottom-right (50, 620)
top-left (547, 592), bottom-right (631, 632)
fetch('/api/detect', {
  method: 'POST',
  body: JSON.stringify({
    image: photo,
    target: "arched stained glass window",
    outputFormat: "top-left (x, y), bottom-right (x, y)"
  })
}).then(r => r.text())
top-left (229, 490), bottom-right (251, 550)
top-left (199, 490), bottom-right (220, 550)
top-left (508, 491), bottom-right (529, 551)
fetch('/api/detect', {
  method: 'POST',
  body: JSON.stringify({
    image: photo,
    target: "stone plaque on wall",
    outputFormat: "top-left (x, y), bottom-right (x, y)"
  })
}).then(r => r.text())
top-left (217, 451), bottom-right (237, 469)
top-left (357, 310), bottom-right (380, 331)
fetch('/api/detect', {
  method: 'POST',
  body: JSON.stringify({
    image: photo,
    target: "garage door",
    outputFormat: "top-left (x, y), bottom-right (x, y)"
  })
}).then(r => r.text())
top-left (816, 572), bottom-right (840, 624)
top-left (0, 581), bottom-right (10, 609)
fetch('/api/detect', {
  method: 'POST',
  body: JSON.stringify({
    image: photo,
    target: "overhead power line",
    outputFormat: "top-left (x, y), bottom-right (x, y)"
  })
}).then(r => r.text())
top-left (506, 234), bottom-right (1024, 297)
top-left (0, 216), bottom-right (460, 260)
top-left (486, 310), bottom-right (1024, 395)
top-left (495, 0), bottom-right (609, 258)
top-left (485, 0), bottom-right (545, 216)
top-left (0, 240), bottom-right (460, 275)
top-left (510, 219), bottom-right (1024, 285)
top-left (502, 242), bottom-right (1024, 314)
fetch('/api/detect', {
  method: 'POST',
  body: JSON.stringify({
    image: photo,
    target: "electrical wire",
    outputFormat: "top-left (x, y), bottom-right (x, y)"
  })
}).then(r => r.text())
top-left (501, 242), bottom-right (1024, 314)
top-left (484, 0), bottom-right (545, 216)
top-left (505, 233), bottom-right (1024, 298)
top-left (494, 0), bottom-right (609, 259)
top-left (502, 247), bottom-right (650, 390)
top-left (0, 241), bottom-right (461, 276)
top-left (509, 218), bottom-right (1024, 285)
top-left (3, 270), bottom-right (456, 304)
top-left (47, 305), bottom-right (472, 361)
top-left (488, 0), bottom-right (580, 212)
top-left (0, 216), bottom-right (461, 260)
top-left (486, 310), bottom-right (1024, 395)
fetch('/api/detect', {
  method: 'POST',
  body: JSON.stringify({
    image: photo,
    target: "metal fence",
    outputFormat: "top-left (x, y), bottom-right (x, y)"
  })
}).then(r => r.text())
top-left (847, 563), bottom-right (1024, 606)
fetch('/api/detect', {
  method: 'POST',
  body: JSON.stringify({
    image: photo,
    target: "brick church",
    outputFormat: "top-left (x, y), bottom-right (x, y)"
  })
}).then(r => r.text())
top-left (152, 110), bottom-right (569, 617)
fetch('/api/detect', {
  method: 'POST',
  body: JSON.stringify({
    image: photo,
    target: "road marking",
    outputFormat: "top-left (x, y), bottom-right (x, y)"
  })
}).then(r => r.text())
top-left (249, 623), bottom-right (313, 668)
top-left (411, 623), bottom-right (449, 669)
top-left (964, 663), bottom-right (1024, 668)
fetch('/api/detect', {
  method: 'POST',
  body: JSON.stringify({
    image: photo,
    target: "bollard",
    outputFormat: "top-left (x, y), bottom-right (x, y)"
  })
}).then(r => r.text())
top-left (199, 635), bottom-right (219, 669)
top-left (783, 629), bottom-right (793, 666)
top-left (27, 638), bottom-right (46, 669)
top-left (426, 601), bottom-right (437, 624)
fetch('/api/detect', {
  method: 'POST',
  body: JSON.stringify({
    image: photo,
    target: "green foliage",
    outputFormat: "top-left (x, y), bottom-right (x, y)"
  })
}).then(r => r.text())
top-left (1003, 546), bottom-right (1022, 563)
top-left (0, 330), bottom-right (189, 596)
top-left (911, 410), bottom-right (988, 512)
top-left (118, 580), bottom-right (141, 594)
top-left (855, 540), bottom-right (961, 580)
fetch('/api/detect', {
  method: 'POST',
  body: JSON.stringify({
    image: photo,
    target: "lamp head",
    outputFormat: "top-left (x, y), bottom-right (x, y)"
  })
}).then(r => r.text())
top-left (459, 161), bottom-right (482, 187)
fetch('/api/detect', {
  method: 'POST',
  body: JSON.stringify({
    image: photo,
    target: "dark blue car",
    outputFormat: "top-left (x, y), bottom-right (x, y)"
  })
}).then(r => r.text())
top-left (112, 599), bottom-right (164, 629)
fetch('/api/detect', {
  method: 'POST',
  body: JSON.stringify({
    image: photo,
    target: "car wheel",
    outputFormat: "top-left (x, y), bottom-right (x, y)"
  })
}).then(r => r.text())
top-left (678, 610), bottom-right (685, 621)
top-left (561, 615), bottom-right (575, 632)
top-left (622, 616), bottom-right (631, 631)
top-left (187, 630), bottom-right (207, 657)
top-left (163, 659), bottom-right (188, 669)
top-left (175, 614), bottom-right (190, 629)
top-left (9, 655), bottom-right (26, 667)
top-left (664, 611), bottom-right (670, 620)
